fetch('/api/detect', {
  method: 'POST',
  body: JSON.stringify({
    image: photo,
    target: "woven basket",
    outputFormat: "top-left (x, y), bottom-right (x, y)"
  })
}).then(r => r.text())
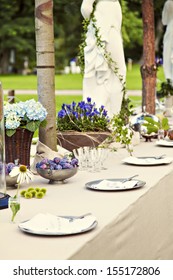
top-left (5, 128), bottom-right (34, 167)
top-left (57, 131), bottom-right (110, 152)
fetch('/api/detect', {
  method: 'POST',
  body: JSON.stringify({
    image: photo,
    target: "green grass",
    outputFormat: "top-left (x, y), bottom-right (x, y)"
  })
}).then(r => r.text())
top-left (0, 64), bottom-right (165, 91)
top-left (4, 94), bottom-right (141, 113)
top-left (0, 74), bottom-right (83, 90)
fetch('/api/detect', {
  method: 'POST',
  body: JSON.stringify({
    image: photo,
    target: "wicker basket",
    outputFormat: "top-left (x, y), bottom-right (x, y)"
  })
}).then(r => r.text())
top-left (5, 128), bottom-right (34, 167)
top-left (57, 131), bottom-right (110, 152)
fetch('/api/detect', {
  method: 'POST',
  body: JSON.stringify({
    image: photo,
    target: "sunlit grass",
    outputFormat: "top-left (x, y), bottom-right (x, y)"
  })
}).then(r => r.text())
top-left (0, 64), bottom-right (165, 91)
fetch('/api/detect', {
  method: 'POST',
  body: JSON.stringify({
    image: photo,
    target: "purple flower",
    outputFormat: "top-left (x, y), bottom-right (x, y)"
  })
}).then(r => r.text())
top-left (58, 110), bottom-right (66, 118)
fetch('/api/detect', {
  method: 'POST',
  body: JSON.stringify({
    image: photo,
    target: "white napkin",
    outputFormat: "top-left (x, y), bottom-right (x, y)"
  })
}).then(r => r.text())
top-left (92, 179), bottom-right (139, 190)
top-left (19, 213), bottom-right (97, 234)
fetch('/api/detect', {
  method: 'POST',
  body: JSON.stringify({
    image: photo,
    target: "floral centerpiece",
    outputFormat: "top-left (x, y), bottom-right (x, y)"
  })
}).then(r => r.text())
top-left (56, 97), bottom-right (111, 151)
top-left (4, 99), bottom-right (47, 166)
top-left (4, 99), bottom-right (47, 137)
top-left (57, 97), bottom-right (110, 132)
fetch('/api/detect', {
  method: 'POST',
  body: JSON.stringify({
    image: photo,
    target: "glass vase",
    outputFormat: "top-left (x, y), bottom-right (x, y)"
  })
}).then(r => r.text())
top-left (8, 196), bottom-right (20, 223)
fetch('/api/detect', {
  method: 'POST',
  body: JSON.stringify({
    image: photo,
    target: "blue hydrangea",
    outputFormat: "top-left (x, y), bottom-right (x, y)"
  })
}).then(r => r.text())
top-left (4, 99), bottom-right (47, 132)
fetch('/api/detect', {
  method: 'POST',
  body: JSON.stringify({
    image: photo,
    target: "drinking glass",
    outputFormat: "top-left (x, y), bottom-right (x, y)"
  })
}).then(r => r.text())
top-left (97, 148), bottom-right (109, 170)
top-left (73, 147), bottom-right (86, 170)
top-left (158, 129), bottom-right (165, 141)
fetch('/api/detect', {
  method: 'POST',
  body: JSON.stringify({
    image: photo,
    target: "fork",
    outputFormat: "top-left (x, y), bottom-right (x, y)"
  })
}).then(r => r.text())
top-left (154, 154), bottom-right (166, 159)
top-left (122, 174), bottom-right (139, 183)
top-left (60, 213), bottom-right (92, 222)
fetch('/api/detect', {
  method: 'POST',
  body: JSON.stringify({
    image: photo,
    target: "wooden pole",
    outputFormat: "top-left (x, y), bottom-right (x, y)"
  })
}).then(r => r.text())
top-left (7, 90), bottom-right (15, 104)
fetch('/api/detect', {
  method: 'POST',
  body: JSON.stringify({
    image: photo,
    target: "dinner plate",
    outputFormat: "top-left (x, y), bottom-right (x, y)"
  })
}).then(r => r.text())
top-left (122, 156), bottom-right (173, 166)
top-left (18, 215), bottom-right (98, 236)
top-left (85, 178), bottom-right (146, 191)
top-left (156, 140), bottom-right (173, 147)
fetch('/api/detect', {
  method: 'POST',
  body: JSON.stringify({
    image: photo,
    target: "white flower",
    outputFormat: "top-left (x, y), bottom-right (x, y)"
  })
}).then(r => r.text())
top-left (9, 165), bottom-right (33, 184)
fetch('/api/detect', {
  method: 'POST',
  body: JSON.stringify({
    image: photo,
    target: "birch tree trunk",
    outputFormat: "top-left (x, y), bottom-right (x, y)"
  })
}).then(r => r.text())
top-left (140, 0), bottom-right (157, 114)
top-left (35, 0), bottom-right (57, 151)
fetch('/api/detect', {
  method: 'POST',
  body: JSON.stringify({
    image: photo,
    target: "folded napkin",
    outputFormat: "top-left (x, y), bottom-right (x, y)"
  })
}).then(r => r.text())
top-left (19, 213), bottom-right (97, 234)
top-left (92, 179), bottom-right (139, 190)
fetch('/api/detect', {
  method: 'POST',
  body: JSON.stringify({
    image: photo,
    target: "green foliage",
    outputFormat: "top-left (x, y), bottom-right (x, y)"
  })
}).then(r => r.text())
top-left (142, 116), bottom-right (170, 134)
top-left (26, 120), bottom-right (41, 132)
top-left (157, 79), bottom-right (173, 98)
top-left (57, 98), bottom-right (110, 132)
top-left (108, 97), bottom-right (134, 154)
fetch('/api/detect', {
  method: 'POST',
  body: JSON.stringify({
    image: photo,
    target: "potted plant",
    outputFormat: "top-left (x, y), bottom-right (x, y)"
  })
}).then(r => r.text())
top-left (57, 97), bottom-right (111, 151)
top-left (4, 99), bottom-right (47, 166)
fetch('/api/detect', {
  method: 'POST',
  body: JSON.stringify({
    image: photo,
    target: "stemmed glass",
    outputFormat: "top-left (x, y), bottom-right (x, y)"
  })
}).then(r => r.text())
top-left (87, 147), bottom-right (100, 172)
top-left (97, 147), bottom-right (109, 170)
top-left (73, 147), bottom-right (87, 170)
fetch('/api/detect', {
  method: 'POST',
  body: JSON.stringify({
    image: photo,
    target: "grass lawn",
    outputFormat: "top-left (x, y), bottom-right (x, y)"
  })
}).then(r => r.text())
top-left (0, 64), bottom-right (165, 91)
top-left (4, 94), bottom-right (141, 113)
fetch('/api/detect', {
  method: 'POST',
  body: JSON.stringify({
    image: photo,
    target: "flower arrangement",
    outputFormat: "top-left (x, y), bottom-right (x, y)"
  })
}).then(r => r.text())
top-left (57, 97), bottom-right (110, 132)
top-left (4, 99), bottom-right (47, 137)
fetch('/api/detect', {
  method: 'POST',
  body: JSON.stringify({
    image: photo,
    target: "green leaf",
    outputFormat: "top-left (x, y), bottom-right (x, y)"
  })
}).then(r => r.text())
top-left (26, 121), bottom-right (40, 132)
top-left (40, 119), bottom-right (47, 128)
top-left (6, 129), bottom-right (16, 137)
top-left (161, 117), bottom-right (169, 131)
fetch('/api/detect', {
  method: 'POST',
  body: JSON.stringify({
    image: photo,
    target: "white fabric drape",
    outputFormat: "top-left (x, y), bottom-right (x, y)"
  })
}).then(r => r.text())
top-left (81, 0), bottom-right (126, 118)
top-left (162, 0), bottom-right (173, 81)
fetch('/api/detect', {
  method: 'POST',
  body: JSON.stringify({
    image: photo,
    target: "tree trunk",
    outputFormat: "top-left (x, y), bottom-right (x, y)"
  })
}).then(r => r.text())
top-left (0, 50), bottom-right (9, 74)
top-left (141, 0), bottom-right (157, 114)
top-left (35, 0), bottom-right (57, 151)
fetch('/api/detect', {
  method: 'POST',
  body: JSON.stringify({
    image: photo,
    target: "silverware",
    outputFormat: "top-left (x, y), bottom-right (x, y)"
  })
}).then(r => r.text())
top-left (59, 213), bottom-right (92, 222)
top-left (122, 174), bottom-right (139, 183)
top-left (154, 154), bottom-right (166, 159)
top-left (138, 154), bottom-right (166, 160)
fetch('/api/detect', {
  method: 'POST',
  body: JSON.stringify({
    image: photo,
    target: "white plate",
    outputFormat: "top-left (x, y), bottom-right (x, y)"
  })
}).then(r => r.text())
top-left (85, 178), bottom-right (146, 191)
top-left (18, 215), bottom-right (97, 236)
top-left (156, 140), bottom-right (173, 147)
top-left (122, 156), bottom-right (173, 166)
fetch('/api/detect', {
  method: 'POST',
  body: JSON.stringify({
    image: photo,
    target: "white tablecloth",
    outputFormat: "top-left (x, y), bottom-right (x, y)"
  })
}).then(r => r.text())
top-left (1, 139), bottom-right (173, 260)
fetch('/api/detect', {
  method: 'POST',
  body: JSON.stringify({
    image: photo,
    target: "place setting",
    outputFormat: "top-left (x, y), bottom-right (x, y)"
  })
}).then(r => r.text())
top-left (85, 174), bottom-right (146, 191)
top-left (155, 139), bottom-right (173, 147)
top-left (18, 212), bottom-right (98, 236)
top-left (122, 154), bottom-right (173, 166)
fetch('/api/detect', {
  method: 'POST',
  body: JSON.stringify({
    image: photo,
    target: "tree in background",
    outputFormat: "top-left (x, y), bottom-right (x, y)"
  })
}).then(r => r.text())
top-left (141, 0), bottom-right (157, 114)
top-left (0, 0), bottom-right (35, 74)
top-left (35, 0), bottom-right (57, 150)
top-left (0, 0), bottom-right (147, 74)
